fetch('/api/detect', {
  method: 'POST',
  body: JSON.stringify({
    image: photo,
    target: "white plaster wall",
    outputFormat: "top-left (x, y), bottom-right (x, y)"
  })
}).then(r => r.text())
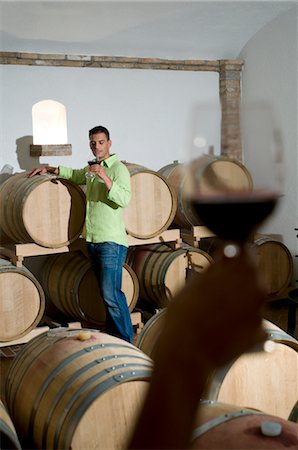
top-left (240, 6), bottom-right (298, 282)
top-left (0, 66), bottom-right (220, 174)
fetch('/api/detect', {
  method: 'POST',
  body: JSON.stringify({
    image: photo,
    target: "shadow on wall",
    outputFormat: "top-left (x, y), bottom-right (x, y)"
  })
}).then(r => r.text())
top-left (0, 135), bottom-right (50, 184)
top-left (16, 135), bottom-right (49, 172)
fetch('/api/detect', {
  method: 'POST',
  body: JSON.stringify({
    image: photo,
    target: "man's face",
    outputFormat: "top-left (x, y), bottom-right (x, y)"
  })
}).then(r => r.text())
top-left (89, 132), bottom-right (112, 161)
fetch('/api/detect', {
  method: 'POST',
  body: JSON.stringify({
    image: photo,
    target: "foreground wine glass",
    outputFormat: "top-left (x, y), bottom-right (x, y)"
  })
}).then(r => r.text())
top-left (186, 102), bottom-right (283, 257)
top-left (186, 103), bottom-right (284, 354)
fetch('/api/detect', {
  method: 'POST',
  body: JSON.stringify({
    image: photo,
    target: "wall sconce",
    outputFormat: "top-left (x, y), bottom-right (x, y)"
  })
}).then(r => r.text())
top-left (30, 99), bottom-right (72, 156)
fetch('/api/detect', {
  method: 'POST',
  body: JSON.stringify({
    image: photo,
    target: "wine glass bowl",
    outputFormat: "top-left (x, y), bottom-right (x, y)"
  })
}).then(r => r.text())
top-left (189, 188), bottom-right (278, 245)
top-left (85, 157), bottom-right (98, 179)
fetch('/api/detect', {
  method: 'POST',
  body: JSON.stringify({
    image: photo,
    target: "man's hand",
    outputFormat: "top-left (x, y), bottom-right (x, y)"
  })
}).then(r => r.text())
top-left (27, 166), bottom-right (58, 177)
top-left (89, 164), bottom-right (112, 190)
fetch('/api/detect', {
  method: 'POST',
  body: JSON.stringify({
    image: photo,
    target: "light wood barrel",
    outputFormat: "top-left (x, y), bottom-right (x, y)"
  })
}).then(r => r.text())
top-left (128, 243), bottom-right (213, 308)
top-left (158, 156), bottom-right (253, 229)
top-left (5, 329), bottom-right (153, 450)
top-left (0, 173), bottom-right (86, 248)
top-left (123, 163), bottom-right (177, 239)
top-left (252, 235), bottom-right (294, 298)
top-left (0, 399), bottom-right (22, 450)
top-left (0, 257), bottom-right (45, 342)
top-left (204, 320), bottom-right (298, 420)
top-left (136, 309), bottom-right (167, 358)
top-left (42, 252), bottom-right (139, 324)
top-left (190, 400), bottom-right (298, 449)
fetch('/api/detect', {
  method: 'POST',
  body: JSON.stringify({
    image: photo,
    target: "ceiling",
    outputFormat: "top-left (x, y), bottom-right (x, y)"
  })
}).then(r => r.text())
top-left (0, 1), bottom-right (296, 59)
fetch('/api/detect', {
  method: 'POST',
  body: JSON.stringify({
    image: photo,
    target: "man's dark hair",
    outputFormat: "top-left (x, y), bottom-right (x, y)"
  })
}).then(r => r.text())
top-left (89, 126), bottom-right (110, 140)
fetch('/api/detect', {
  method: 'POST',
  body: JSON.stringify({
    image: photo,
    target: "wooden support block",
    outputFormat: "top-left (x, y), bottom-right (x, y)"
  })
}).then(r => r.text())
top-left (131, 311), bottom-right (142, 327)
top-left (181, 230), bottom-right (199, 248)
top-left (67, 321), bottom-right (82, 329)
top-left (0, 243), bottom-right (70, 266)
top-left (181, 226), bottom-right (215, 248)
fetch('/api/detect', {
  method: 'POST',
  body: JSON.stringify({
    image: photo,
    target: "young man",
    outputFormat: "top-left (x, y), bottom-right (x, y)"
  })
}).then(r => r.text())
top-left (29, 125), bottom-right (134, 343)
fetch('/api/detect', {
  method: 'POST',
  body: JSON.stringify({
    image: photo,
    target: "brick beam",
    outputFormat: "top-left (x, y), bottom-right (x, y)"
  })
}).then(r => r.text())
top-left (219, 60), bottom-right (244, 162)
top-left (0, 52), bottom-right (221, 72)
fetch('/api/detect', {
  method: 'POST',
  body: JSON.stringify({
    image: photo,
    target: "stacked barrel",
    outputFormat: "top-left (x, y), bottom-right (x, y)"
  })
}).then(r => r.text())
top-left (122, 161), bottom-right (215, 313)
top-left (157, 156), bottom-right (294, 300)
top-left (133, 155), bottom-right (297, 449)
top-left (0, 172), bottom-right (87, 341)
top-left (0, 160), bottom-right (294, 333)
top-left (0, 160), bottom-right (297, 450)
top-left (136, 309), bottom-right (298, 429)
top-left (0, 172), bottom-right (86, 248)
top-left (0, 170), bottom-right (144, 335)
top-left (123, 162), bottom-right (177, 239)
top-left (0, 169), bottom-right (158, 449)
top-left (4, 328), bottom-right (153, 450)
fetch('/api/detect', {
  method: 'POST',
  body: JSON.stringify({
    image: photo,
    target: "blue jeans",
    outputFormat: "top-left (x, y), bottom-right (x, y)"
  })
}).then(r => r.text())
top-left (87, 242), bottom-right (134, 343)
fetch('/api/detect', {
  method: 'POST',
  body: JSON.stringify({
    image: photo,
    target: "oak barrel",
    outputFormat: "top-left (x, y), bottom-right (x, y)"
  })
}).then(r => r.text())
top-left (253, 235), bottom-right (293, 298)
top-left (0, 173), bottom-right (86, 248)
top-left (128, 243), bottom-right (213, 308)
top-left (158, 156), bottom-right (253, 229)
top-left (204, 320), bottom-right (298, 420)
top-left (42, 252), bottom-right (139, 324)
top-left (5, 329), bottom-right (153, 450)
top-left (0, 257), bottom-right (45, 342)
top-left (123, 163), bottom-right (177, 239)
top-left (190, 400), bottom-right (298, 449)
top-left (136, 309), bottom-right (167, 358)
top-left (0, 399), bottom-right (22, 450)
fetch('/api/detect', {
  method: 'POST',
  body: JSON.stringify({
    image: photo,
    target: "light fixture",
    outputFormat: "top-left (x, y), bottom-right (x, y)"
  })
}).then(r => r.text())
top-left (30, 99), bottom-right (72, 156)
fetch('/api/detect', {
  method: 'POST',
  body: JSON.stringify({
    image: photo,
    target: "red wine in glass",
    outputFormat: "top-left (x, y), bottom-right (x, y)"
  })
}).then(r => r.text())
top-left (88, 159), bottom-right (98, 166)
top-left (85, 158), bottom-right (99, 179)
top-left (190, 190), bottom-right (279, 244)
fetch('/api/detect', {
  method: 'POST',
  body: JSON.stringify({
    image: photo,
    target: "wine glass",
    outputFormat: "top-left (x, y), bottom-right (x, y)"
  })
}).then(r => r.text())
top-left (186, 102), bottom-right (283, 258)
top-left (185, 103), bottom-right (284, 355)
top-left (85, 153), bottom-right (98, 180)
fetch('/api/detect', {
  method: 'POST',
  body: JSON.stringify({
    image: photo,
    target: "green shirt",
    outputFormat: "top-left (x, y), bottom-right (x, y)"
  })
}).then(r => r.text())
top-left (59, 154), bottom-right (131, 246)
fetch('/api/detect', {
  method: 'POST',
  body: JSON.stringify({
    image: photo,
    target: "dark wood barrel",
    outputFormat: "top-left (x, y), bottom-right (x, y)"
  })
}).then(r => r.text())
top-left (252, 235), bottom-right (294, 298)
top-left (0, 257), bottom-right (45, 342)
top-left (123, 163), bottom-right (177, 238)
top-left (41, 252), bottom-right (139, 324)
top-left (127, 243), bottom-right (213, 308)
top-left (0, 173), bottom-right (86, 248)
top-left (158, 156), bottom-right (253, 229)
top-left (5, 329), bottom-right (153, 450)
top-left (136, 309), bottom-right (167, 358)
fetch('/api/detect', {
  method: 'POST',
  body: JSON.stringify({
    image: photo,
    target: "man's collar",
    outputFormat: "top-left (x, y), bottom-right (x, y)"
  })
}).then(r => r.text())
top-left (101, 153), bottom-right (117, 167)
